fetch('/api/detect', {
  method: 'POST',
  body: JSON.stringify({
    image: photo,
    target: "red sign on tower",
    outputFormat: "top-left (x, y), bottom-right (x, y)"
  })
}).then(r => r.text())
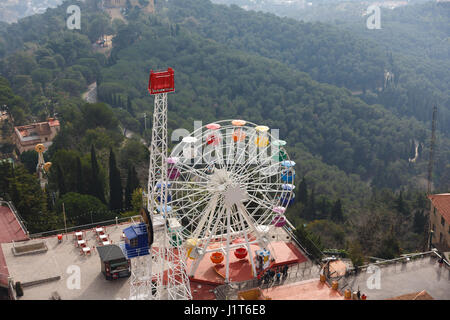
top-left (148, 68), bottom-right (175, 95)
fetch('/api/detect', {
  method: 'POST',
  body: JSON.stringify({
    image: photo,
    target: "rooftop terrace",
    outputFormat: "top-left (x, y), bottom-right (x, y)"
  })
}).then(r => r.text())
top-left (2, 221), bottom-right (136, 300)
top-left (332, 253), bottom-right (450, 300)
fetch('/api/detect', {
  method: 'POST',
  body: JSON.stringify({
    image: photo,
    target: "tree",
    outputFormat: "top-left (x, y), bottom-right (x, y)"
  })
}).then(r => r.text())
top-left (413, 210), bottom-right (426, 234)
top-left (75, 156), bottom-right (84, 194)
top-left (395, 191), bottom-right (409, 216)
top-left (127, 95), bottom-right (134, 116)
top-left (80, 103), bottom-right (118, 131)
top-left (125, 165), bottom-right (140, 209)
top-left (377, 226), bottom-right (401, 259)
top-left (89, 145), bottom-right (105, 203)
top-left (304, 187), bottom-right (316, 220)
top-left (2, 163), bottom-right (52, 233)
top-left (131, 188), bottom-right (143, 212)
top-left (331, 198), bottom-right (344, 222)
top-left (293, 224), bottom-right (324, 262)
top-left (31, 68), bottom-right (52, 86)
top-left (45, 188), bottom-right (54, 212)
top-left (109, 148), bottom-right (123, 211)
top-left (19, 150), bottom-right (38, 174)
top-left (439, 164), bottom-right (450, 191)
top-left (56, 164), bottom-right (66, 196)
top-left (87, 15), bottom-right (110, 43)
top-left (298, 176), bottom-right (308, 205)
top-left (57, 192), bottom-right (108, 226)
top-left (348, 241), bottom-right (364, 267)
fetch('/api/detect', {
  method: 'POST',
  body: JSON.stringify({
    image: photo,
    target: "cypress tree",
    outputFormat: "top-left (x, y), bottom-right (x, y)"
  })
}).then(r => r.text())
top-left (127, 95), bottom-right (134, 116)
top-left (298, 177), bottom-right (308, 205)
top-left (75, 156), bottom-right (83, 194)
top-left (109, 148), bottom-right (123, 211)
top-left (331, 198), bottom-right (344, 222)
top-left (305, 187), bottom-right (316, 220)
top-left (45, 188), bottom-right (54, 212)
top-left (90, 145), bottom-right (105, 203)
top-left (413, 210), bottom-right (426, 234)
top-left (125, 165), bottom-right (140, 209)
top-left (56, 164), bottom-right (66, 196)
top-left (395, 191), bottom-right (408, 216)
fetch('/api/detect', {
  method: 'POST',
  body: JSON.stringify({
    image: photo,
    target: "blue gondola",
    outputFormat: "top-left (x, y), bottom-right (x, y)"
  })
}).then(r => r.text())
top-left (280, 192), bottom-right (295, 206)
top-left (157, 194), bottom-right (172, 203)
top-left (281, 169), bottom-right (296, 183)
top-left (281, 160), bottom-right (296, 183)
top-left (155, 181), bottom-right (172, 203)
top-left (121, 223), bottom-right (149, 258)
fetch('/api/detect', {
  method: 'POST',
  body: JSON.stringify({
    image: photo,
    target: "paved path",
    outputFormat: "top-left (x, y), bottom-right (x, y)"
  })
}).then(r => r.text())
top-left (82, 82), bottom-right (97, 103)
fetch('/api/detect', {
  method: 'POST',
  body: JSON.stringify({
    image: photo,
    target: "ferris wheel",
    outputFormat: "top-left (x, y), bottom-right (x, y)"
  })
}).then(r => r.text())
top-left (165, 120), bottom-right (296, 283)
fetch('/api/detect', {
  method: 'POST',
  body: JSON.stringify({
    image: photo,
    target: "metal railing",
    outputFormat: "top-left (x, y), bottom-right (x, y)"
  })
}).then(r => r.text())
top-left (325, 249), bottom-right (450, 295)
top-left (353, 250), bottom-right (449, 273)
top-left (28, 215), bottom-right (141, 239)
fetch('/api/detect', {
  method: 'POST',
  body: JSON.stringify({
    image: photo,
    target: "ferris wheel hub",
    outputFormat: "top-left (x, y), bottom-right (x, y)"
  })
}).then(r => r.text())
top-left (223, 185), bottom-right (248, 207)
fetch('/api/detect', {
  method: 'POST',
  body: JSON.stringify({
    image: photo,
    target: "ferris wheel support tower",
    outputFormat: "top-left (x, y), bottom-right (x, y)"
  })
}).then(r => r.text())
top-left (142, 68), bottom-right (192, 300)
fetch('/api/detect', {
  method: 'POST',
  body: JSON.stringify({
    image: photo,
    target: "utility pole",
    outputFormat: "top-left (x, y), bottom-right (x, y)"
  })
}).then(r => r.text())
top-left (63, 202), bottom-right (68, 239)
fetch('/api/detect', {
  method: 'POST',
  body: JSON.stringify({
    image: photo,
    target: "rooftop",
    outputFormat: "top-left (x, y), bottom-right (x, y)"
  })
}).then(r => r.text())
top-left (0, 203), bottom-right (28, 287)
top-left (2, 222), bottom-right (134, 300)
top-left (262, 278), bottom-right (343, 300)
top-left (97, 244), bottom-right (127, 262)
top-left (388, 290), bottom-right (434, 300)
top-left (14, 119), bottom-right (60, 139)
top-left (333, 254), bottom-right (450, 300)
top-left (428, 193), bottom-right (450, 224)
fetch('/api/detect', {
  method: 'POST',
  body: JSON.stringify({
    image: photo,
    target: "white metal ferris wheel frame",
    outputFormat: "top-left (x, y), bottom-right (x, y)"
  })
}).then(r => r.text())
top-left (167, 120), bottom-right (295, 284)
top-left (129, 86), bottom-right (295, 297)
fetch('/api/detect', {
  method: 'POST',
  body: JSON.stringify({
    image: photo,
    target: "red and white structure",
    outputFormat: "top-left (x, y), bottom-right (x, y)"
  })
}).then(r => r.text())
top-left (131, 68), bottom-right (295, 298)
top-left (129, 68), bottom-right (192, 300)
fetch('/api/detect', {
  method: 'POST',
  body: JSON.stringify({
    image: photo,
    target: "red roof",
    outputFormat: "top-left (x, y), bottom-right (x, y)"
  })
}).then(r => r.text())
top-left (428, 193), bottom-right (450, 224)
top-left (48, 119), bottom-right (60, 127)
top-left (0, 205), bottom-right (28, 286)
top-left (388, 290), bottom-right (434, 300)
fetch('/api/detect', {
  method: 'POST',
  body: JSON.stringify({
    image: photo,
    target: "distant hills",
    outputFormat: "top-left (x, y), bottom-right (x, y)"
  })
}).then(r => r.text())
top-left (0, 0), bottom-right (63, 23)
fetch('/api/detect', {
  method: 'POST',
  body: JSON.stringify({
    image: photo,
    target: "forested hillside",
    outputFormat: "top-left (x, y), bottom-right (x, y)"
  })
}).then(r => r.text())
top-left (210, 0), bottom-right (450, 136)
top-left (0, 0), bottom-right (447, 258)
